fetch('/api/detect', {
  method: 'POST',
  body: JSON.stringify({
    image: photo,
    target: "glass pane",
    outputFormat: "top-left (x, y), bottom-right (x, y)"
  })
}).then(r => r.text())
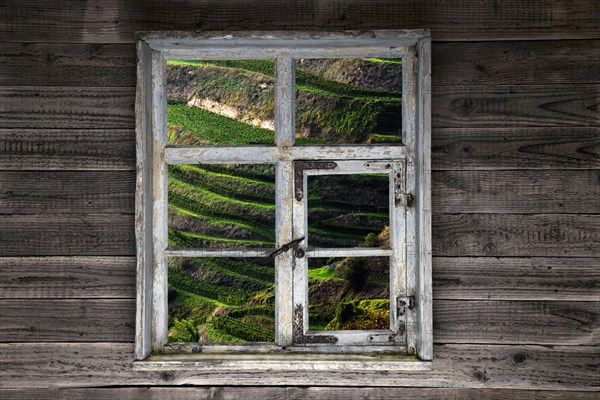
top-left (168, 257), bottom-right (275, 343)
top-left (308, 257), bottom-right (390, 330)
top-left (295, 58), bottom-right (403, 145)
top-left (168, 164), bottom-right (276, 249)
top-left (167, 60), bottom-right (275, 145)
top-left (307, 174), bottom-right (389, 248)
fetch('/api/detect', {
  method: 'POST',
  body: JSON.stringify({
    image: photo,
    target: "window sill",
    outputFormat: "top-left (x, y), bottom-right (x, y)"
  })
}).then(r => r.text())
top-left (133, 352), bottom-right (432, 372)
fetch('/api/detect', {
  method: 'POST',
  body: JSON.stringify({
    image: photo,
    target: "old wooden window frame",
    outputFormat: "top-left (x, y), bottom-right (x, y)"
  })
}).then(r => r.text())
top-left (134, 30), bottom-right (432, 371)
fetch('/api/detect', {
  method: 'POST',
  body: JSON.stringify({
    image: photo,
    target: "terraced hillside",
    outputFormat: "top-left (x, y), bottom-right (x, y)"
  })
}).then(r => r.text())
top-left (166, 58), bottom-right (401, 343)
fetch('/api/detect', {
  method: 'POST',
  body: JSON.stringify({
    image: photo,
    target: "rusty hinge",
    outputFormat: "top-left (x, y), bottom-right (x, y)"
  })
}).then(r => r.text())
top-left (294, 161), bottom-right (337, 201)
top-left (397, 295), bottom-right (416, 318)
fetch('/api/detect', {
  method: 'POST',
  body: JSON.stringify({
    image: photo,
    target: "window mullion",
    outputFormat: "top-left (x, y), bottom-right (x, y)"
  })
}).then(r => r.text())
top-left (275, 52), bottom-right (295, 147)
top-left (151, 50), bottom-right (169, 352)
top-left (274, 51), bottom-right (296, 346)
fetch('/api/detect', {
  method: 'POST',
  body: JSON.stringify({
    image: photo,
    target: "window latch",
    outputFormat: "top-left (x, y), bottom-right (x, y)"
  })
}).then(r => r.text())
top-left (268, 237), bottom-right (305, 259)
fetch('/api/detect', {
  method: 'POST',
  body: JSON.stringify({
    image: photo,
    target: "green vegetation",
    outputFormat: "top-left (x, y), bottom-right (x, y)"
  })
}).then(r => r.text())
top-left (168, 101), bottom-right (274, 145)
top-left (166, 57), bottom-right (398, 343)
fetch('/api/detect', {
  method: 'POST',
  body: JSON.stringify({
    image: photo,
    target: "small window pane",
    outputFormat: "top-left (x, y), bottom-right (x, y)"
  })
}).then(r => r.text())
top-left (308, 257), bottom-right (390, 331)
top-left (167, 60), bottom-right (275, 145)
top-left (295, 58), bottom-right (403, 145)
top-left (307, 174), bottom-right (389, 248)
top-left (168, 164), bottom-right (275, 249)
top-left (168, 257), bottom-right (275, 343)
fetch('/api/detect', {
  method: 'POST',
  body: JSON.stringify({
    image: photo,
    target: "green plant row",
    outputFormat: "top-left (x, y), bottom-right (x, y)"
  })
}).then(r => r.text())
top-left (212, 315), bottom-right (275, 342)
top-left (168, 269), bottom-right (249, 305)
top-left (193, 262), bottom-right (270, 292)
top-left (203, 258), bottom-right (275, 282)
top-left (169, 228), bottom-right (273, 249)
top-left (198, 164), bottom-right (276, 183)
top-left (169, 60), bottom-right (401, 101)
top-left (167, 103), bottom-right (274, 145)
top-left (227, 305), bottom-right (275, 318)
top-left (169, 165), bottom-right (275, 204)
top-left (168, 188), bottom-right (275, 230)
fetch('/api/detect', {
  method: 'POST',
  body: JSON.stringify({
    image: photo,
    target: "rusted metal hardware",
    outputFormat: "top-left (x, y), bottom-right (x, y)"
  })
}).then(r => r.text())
top-left (294, 161), bottom-right (338, 201)
top-left (267, 237), bottom-right (305, 259)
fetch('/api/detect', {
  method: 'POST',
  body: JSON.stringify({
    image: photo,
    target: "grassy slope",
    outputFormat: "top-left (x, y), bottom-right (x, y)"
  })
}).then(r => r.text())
top-left (167, 58), bottom-right (395, 343)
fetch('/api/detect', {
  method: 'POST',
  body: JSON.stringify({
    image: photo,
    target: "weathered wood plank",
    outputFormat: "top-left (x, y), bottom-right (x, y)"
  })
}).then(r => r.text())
top-left (433, 257), bottom-right (600, 301)
top-left (1, 0), bottom-right (598, 43)
top-left (2, 40), bottom-right (598, 88)
top-left (0, 87), bottom-right (134, 129)
top-left (0, 129), bottom-right (135, 171)
top-left (0, 299), bottom-right (134, 342)
top-left (0, 343), bottom-right (597, 389)
top-left (0, 43), bottom-right (135, 87)
top-left (0, 257), bottom-right (135, 299)
top-left (433, 84), bottom-right (599, 128)
top-left (2, 387), bottom-right (597, 400)
top-left (433, 39), bottom-right (600, 86)
top-left (433, 300), bottom-right (599, 345)
top-left (0, 214), bottom-right (135, 256)
top-left (432, 127), bottom-right (600, 170)
top-left (1, 214), bottom-right (596, 257)
top-left (432, 214), bottom-right (600, 257)
top-left (1, 171), bottom-right (596, 217)
top-left (1, 85), bottom-right (595, 130)
top-left (2, 127), bottom-right (597, 171)
top-left (1, 256), bottom-right (595, 301)
top-left (432, 170), bottom-right (600, 214)
top-left (0, 171), bottom-right (134, 214)
top-left (0, 298), bottom-right (595, 345)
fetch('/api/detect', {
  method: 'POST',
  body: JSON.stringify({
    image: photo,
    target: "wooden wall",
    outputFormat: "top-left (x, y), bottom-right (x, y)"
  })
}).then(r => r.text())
top-left (1, 1), bottom-right (598, 398)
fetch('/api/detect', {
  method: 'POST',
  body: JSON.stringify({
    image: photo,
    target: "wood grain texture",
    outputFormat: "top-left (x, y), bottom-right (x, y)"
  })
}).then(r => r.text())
top-left (432, 127), bottom-right (600, 170)
top-left (1, 256), bottom-right (595, 301)
top-left (432, 257), bottom-right (600, 301)
top-left (2, 387), bottom-right (598, 400)
top-left (0, 298), bottom-right (595, 345)
top-left (2, 127), bottom-right (597, 171)
top-left (432, 84), bottom-right (599, 128)
top-left (0, 299), bottom-right (134, 342)
top-left (1, 214), bottom-right (596, 257)
top-left (1, 85), bottom-right (596, 130)
top-left (0, 214), bottom-right (135, 256)
top-left (0, 343), bottom-right (597, 389)
top-left (0, 171), bottom-right (135, 214)
top-left (0, 129), bottom-right (135, 171)
top-left (0, 257), bottom-right (135, 299)
top-left (433, 300), bottom-right (599, 345)
top-left (0, 87), bottom-right (134, 129)
top-left (433, 39), bottom-right (600, 86)
top-left (432, 170), bottom-right (600, 214)
top-left (0, 43), bottom-right (135, 87)
top-left (432, 214), bottom-right (600, 257)
top-left (2, 41), bottom-right (598, 88)
top-left (1, 0), bottom-right (598, 43)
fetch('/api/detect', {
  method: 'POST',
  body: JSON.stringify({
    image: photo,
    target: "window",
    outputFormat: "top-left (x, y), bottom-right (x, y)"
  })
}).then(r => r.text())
top-left (134, 31), bottom-right (432, 370)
